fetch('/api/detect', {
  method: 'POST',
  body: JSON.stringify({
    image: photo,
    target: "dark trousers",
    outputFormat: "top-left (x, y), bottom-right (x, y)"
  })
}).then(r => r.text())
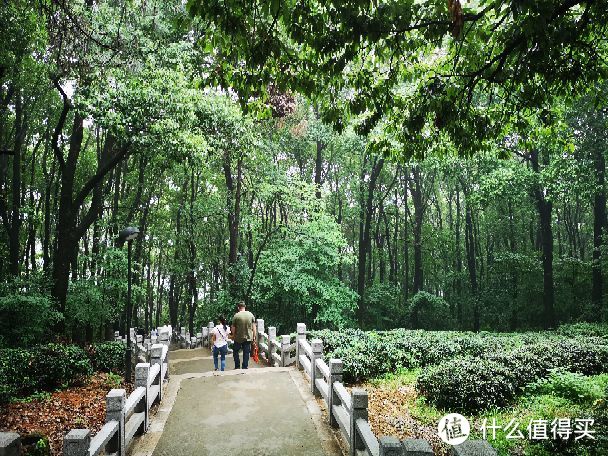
top-left (213, 344), bottom-right (228, 371)
top-left (233, 341), bottom-right (251, 369)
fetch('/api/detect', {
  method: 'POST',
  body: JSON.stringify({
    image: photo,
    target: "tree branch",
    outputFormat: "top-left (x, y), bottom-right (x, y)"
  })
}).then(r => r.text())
top-left (51, 77), bottom-right (70, 169)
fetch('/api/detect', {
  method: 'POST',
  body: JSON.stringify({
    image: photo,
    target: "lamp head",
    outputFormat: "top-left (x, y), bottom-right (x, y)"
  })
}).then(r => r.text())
top-left (118, 227), bottom-right (139, 245)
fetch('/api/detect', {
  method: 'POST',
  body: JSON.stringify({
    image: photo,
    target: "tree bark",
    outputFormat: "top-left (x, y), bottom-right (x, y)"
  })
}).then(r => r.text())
top-left (8, 90), bottom-right (25, 276)
top-left (464, 198), bottom-right (479, 331)
top-left (314, 138), bottom-right (324, 199)
top-left (357, 156), bottom-right (384, 326)
top-left (592, 147), bottom-right (606, 318)
top-left (410, 165), bottom-right (424, 293)
top-left (223, 151), bottom-right (243, 300)
top-left (530, 149), bottom-right (556, 329)
top-left (51, 109), bottom-right (124, 326)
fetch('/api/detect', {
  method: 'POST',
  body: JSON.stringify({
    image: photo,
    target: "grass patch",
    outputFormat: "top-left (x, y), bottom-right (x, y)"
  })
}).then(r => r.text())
top-left (370, 367), bottom-right (421, 388)
top-left (470, 394), bottom-right (582, 455)
top-left (367, 369), bottom-right (606, 456)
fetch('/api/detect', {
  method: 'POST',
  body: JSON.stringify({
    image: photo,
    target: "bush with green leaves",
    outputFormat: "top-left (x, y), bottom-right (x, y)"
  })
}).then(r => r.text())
top-left (407, 291), bottom-right (454, 330)
top-left (310, 324), bottom-right (608, 410)
top-left (525, 369), bottom-right (605, 403)
top-left (0, 347), bottom-right (36, 403)
top-left (0, 288), bottom-right (61, 348)
top-left (30, 344), bottom-right (93, 390)
top-left (417, 339), bottom-right (608, 413)
top-left (87, 342), bottom-right (125, 374)
top-left (417, 357), bottom-right (517, 412)
top-left (0, 344), bottom-right (93, 403)
top-left (310, 327), bottom-right (522, 382)
top-left (556, 322), bottom-right (608, 339)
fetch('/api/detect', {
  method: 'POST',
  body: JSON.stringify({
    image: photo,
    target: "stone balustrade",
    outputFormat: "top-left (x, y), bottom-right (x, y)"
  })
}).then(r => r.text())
top-left (0, 343), bottom-right (169, 456)
top-left (2, 320), bottom-right (499, 456)
top-left (293, 323), bottom-right (498, 456)
top-left (254, 319), bottom-right (297, 367)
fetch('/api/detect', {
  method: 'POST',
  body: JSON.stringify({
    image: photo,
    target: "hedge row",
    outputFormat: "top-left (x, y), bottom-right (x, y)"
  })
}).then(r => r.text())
top-left (417, 338), bottom-right (608, 413)
top-left (310, 328), bottom-right (563, 383)
top-left (310, 324), bottom-right (608, 413)
top-left (86, 342), bottom-right (126, 374)
top-left (0, 342), bottom-right (125, 403)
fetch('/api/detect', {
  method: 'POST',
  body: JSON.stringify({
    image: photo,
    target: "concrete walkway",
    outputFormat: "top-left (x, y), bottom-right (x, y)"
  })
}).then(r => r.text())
top-left (131, 347), bottom-right (343, 456)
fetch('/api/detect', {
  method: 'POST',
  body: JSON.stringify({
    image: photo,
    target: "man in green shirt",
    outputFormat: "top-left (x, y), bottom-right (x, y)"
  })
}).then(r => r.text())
top-left (231, 301), bottom-right (257, 369)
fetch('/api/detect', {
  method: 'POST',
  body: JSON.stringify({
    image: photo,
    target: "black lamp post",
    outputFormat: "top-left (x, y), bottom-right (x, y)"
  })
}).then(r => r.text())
top-left (118, 226), bottom-right (139, 383)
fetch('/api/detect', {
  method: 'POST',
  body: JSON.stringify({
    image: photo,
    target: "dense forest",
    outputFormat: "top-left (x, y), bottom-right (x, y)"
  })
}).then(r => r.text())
top-left (2, 0), bottom-right (608, 348)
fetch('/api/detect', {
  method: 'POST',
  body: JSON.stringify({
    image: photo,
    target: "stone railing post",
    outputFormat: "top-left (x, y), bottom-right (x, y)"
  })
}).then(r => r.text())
top-left (349, 389), bottom-right (368, 456)
top-left (256, 319), bottom-right (264, 340)
top-left (328, 359), bottom-right (343, 427)
top-left (150, 344), bottom-right (164, 401)
top-left (0, 432), bottom-right (22, 456)
top-left (310, 339), bottom-right (323, 396)
top-left (295, 323), bottom-right (306, 369)
top-left (403, 440), bottom-right (433, 455)
top-left (379, 436), bottom-right (403, 456)
top-left (202, 327), bottom-right (208, 347)
top-left (135, 363), bottom-right (150, 432)
top-left (452, 440), bottom-right (498, 456)
top-left (179, 328), bottom-right (186, 349)
top-left (207, 322), bottom-right (214, 347)
top-left (63, 429), bottom-right (90, 456)
top-left (106, 389), bottom-right (126, 456)
top-left (280, 335), bottom-right (290, 367)
top-left (268, 327), bottom-right (276, 366)
top-left (158, 328), bottom-right (170, 347)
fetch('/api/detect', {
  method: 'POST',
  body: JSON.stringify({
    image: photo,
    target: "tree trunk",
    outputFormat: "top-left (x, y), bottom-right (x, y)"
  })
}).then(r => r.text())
top-left (315, 138), bottom-right (324, 199)
top-left (224, 151), bottom-right (243, 300)
top-left (508, 200), bottom-right (519, 330)
top-left (411, 166), bottom-right (424, 293)
top-left (455, 185), bottom-right (463, 324)
top-left (464, 199), bottom-right (479, 331)
top-left (592, 147), bottom-right (606, 318)
top-left (8, 90), bottom-right (24, 276)
top-left (357, 156), bottom-right (384, 326)
top-left (530, 149), bottom-right (556, 329)
top-left (402, 171), bottom-right (410, 303)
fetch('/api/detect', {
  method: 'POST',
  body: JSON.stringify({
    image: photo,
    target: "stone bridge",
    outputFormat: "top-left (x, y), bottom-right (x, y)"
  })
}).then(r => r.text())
top-left (0, 322), bottom-right (497, 456)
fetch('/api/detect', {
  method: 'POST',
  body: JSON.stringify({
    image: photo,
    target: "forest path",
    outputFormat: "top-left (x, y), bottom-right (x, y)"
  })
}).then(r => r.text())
top-left (130, 347), bottom-right (343, 456)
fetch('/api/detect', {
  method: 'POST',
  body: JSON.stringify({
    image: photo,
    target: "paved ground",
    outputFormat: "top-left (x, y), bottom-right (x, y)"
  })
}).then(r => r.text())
top-left (170, 347), bottom-right (262, 376)
top-left (131, 346), bottom-right (342, 456)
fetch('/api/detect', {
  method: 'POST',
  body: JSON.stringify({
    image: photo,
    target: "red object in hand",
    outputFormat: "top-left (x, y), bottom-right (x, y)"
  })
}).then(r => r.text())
top-left (252, 343), bottom-right (259, 363)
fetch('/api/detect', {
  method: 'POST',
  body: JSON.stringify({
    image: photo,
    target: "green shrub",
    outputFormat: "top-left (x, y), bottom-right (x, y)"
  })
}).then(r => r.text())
top-left (556, 322), bottom-right (608, 339)
top-left (525, 369), bottom-right (605, 403)
top-left (30, 344), bottom-right (93, 390)
top-left (0, 344), bottom-right (93, 403)
top-left (310, 328), bottom-right (521, 382)
top-left (407, 292), bottom-right (453, 330)
top-left (0, 292), bottom-right (61, 348)
top-left (417, 357), bottom-right (517, 412)
top-left (0, 348), bottom-right (37, 403)
top-left (417, 339), bottom-right (608, 413)
top-left (22, 433), bottom-right (51, 456)
top-left (309, 326), bottom-right (608, 404)
top-left (88, 342), bottom-right (125, 373)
